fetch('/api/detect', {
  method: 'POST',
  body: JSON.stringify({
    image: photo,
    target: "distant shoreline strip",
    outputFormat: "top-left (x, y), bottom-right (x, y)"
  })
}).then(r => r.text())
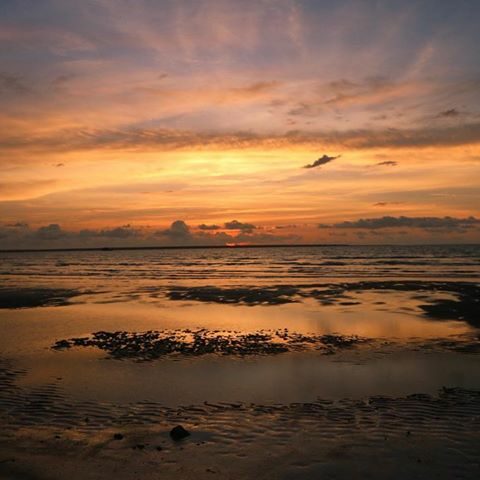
top-left (0, 242), bottom-right (478, 254)
top-left (0, 243), bottom-right (352, 253)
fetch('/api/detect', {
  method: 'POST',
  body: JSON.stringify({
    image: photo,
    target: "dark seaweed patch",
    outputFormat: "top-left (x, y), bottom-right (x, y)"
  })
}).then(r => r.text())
top-left (0, 288), bottom-right (83, 309)
top-left (419, 296), bottom-right (479, 327)
top-left (167, 286), bottom-right (300, 305)
top-left (52, 329), bottom-right (368, 360)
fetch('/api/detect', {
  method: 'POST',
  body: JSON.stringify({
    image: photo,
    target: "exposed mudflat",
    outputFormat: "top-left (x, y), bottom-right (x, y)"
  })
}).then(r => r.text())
top-left (0, 364), bottom-right (479, 480)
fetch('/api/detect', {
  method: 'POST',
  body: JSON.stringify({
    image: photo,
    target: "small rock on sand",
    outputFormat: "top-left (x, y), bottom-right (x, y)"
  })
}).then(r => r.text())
top-left (170, 425), bottom-right (190, 441)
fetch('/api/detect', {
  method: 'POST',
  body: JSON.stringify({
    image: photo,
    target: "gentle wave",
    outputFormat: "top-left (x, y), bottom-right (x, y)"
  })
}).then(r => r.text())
top-left (0, 245), bottom-right (479, 285)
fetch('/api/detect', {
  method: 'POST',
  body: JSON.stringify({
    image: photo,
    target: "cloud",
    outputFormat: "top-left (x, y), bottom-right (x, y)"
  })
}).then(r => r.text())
top-left (438, 108), bottom-right (461, 118)
top-left (323, 76), bottom-right (420, 109)
top-left (3, 121), bottom-right (480, 157)
top-left (36, 224), bottom-right (66, 240)
top-left (156, 220), bottom-right (192, 240)
top-left (0, 219), bottom-right (299, 250)
top-left (228, 81), bottom-right (280, 97)
top-left (80, 225), bottom-right (139, 239)
top-left (373, 202), bottom-right (403, 207)
top-left (198, 223), bottom-right (221, 230)
top-left (224, 220), bottom-right (256, 233)
top-left (288, 76), bottom-right (430, 118)
top-left (320, 216), bottom-right (480, 230)
top-left (303, 154), bottom-right (340, 169)
top-left (376, 161), bottom-right (397, 166)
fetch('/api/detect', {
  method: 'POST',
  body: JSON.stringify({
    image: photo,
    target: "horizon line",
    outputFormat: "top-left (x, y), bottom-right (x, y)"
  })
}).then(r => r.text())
top-left (0, 242), bottom-right (479, 254)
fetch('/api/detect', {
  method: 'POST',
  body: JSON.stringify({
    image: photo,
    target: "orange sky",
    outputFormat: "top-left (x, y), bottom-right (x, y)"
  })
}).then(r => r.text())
top-left (1, 0), bottom-right (479, 248)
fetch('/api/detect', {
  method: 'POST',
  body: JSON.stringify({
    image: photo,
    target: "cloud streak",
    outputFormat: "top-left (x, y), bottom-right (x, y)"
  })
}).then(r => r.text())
top-left (3, 122), bottom-right (480, 159)
top-left (320, 216), bottom-right (480, 231)
top-left (376, 161), bottom-right (397, 167)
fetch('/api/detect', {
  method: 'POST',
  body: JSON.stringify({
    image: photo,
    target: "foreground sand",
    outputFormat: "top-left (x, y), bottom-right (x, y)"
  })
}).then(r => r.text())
top-left (1, 383), bottom-right (480, 479)
top-left (1, 279), bottom-right (479, 479)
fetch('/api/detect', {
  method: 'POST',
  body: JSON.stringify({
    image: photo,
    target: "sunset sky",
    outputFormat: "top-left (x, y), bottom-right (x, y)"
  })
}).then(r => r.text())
top-left (1, 0), bottom-right (479, 248)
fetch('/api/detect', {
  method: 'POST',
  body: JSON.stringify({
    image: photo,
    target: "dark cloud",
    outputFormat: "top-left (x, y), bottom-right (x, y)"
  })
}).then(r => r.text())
top-left (438, 108), bottom-right (461, 118)
top-left (320, 216), bottom-right (480, 230)
top-left (303, 154), bottom-right (340, 169)
top-left (376, 161), bottom-right (397, 167)
top-left (373, 202), bottom-right (403, 207)
top-left (80, 225), bottom-right (139, 239)
top-left (0, 220), bottom-right (296, 249)
top-left (198, 224), bottom-right (221, 231)
top-left (36, 224), bottom-right (66, 240)
top-left (224, 220), bottom-right (256, 233)
top-left (101, 226), bottom-right (139, 238)
top-left (156, 220), bottom-right (192, 240)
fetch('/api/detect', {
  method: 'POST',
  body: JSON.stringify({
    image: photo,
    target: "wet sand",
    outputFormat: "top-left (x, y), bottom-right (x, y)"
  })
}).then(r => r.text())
top-left (1, 367), bottom-right (479, 480)
top-left (1, 274), bottom-right (479, 479)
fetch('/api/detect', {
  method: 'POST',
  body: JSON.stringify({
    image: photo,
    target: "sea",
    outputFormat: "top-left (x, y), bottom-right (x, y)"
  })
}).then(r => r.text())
top-left (1, 244), bottom-right (479, 288)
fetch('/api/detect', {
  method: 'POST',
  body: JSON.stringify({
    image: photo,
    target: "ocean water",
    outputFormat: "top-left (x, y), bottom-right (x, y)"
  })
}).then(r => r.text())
top-left (1, 244), bottom-right (479, 288)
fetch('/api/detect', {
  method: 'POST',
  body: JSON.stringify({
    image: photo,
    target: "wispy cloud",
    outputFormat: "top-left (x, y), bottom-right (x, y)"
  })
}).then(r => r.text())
top-left (4, 121), bottom-right (480, 157)
top-left (376, 161), bottom-right (398, 166)
top-left (437, 108), bottom-right (462, 118)
top-left (320, 216), bottom-right (480, 230)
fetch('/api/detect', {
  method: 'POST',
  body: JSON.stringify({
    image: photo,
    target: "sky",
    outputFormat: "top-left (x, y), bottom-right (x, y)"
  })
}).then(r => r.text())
top-left (1, 0), bottom-right (479, 248)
